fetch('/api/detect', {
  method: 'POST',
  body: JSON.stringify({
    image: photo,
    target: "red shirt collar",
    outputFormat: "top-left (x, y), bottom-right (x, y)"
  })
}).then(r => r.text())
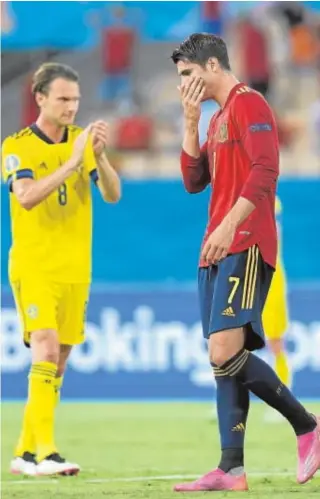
top-left (223, 82), bottom-right (245, 109)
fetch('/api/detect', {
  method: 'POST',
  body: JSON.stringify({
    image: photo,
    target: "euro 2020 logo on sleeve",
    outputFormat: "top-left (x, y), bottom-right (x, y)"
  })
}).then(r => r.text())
top-left (27, 305), bottom-right (39, 320)
top-left (5, 154), bottom-right (20, 173)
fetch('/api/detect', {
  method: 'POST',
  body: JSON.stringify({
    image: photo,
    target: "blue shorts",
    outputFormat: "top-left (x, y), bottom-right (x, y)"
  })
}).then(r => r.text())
top-left (198, 245), bottom-right (274, 351)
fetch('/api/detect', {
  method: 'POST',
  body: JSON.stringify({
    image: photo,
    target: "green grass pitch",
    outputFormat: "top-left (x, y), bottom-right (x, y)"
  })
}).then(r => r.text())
top-left (2, 402), bottom-right (320, 498)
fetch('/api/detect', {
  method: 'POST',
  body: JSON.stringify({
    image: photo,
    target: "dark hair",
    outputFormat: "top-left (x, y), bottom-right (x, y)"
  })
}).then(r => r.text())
top-left (32, 63), bottom-right (79, 95)
top-left (171, 33), bottom-right (231, 70)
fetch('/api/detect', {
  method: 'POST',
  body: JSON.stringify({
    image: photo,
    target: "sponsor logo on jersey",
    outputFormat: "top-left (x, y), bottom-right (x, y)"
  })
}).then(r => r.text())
top-left (222, 306), bottom-right (235, 317)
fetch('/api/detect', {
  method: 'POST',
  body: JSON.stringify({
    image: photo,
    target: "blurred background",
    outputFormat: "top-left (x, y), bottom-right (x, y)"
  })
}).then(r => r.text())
top-left (1, 1), bottom-right (320, 401)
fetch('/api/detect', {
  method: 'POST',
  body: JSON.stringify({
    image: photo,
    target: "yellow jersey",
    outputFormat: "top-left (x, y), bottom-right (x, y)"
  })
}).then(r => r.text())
top-left (262, 195), bottom-right (289, 338)
top-left (2, 124), bottom-right (97, 283)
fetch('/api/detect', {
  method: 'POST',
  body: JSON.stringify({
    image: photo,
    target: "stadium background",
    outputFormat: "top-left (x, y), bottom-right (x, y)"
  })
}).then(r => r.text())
top-left (1, 1), bottom-right (320, 401)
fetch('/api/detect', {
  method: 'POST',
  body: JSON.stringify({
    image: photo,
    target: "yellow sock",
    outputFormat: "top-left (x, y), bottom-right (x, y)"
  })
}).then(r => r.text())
top-left (275, 351), bottom-right (291, 387)
top-left (28, 361), bottom-right (57, 462)
top-left (14, 402), bottom-right (36, 457)
top-left (54, 376), bottom-right (64, 407)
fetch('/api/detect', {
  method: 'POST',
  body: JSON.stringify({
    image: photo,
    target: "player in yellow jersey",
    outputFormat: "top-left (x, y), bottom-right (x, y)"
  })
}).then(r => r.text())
top-left (2, 63), bottom-right (121, 476)
top-left (262, 196), bottom-right (291, 422)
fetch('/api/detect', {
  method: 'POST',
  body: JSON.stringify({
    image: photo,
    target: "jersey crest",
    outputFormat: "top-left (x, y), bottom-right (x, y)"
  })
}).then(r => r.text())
top-left (217, 122), bottom-right (228, 143)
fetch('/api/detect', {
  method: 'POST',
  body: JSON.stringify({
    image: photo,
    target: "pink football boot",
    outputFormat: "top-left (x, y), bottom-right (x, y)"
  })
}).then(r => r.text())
top-left (174, 468), bottom-right (248, 492)
top-left (297, 416), bottom-right (320, 484)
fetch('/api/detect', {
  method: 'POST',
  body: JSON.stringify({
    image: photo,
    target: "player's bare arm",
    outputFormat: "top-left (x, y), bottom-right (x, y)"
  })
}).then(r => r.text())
top-left (12, 126), bottom-right (91, 211)
top-left (180, 76), bottom-right (205, 156)
top-left (91, 120), bottom-right (121, 203)
top-left (178, 75), bottom-right (210, 193)
top-left (202, 197), bottom-right (256, 264)
top-left (95, 152), bottom-right (121, 203)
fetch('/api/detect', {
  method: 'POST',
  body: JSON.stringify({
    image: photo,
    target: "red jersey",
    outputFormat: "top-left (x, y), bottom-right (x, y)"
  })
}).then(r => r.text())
top-left (102, 27), bottom-right (135, 73)
top-left (180, 83), bottom-right (279, 269)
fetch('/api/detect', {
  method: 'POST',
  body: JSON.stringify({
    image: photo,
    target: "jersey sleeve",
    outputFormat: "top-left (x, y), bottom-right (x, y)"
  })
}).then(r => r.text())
top-left (84, 137), bottom-right (98, 185)
top-left (1, 137), bottom-right (35, 192)
top-left (232, 93), bottom-right (279, 206)
top-left (180, 142), bottom-right (210, 193)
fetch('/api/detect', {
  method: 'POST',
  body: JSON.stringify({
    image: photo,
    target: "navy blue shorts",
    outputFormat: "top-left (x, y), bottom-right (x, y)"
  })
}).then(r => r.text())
top-left (198, 245), bottom-right (274, 351)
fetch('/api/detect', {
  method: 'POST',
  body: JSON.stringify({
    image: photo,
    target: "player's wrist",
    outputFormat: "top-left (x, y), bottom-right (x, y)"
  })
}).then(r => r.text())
top-left (94, 150), bottom-right (106, 163)
top-left (222, 215), bottom-right (238, 232)
top-left (66, 157), bottom-right (81, 172)
top-left (184, 119), bottom-right (199, 133)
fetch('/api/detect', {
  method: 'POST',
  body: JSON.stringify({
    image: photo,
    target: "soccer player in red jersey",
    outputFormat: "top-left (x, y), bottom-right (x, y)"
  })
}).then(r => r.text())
top-left (171, 33), bottom-right (320, 492)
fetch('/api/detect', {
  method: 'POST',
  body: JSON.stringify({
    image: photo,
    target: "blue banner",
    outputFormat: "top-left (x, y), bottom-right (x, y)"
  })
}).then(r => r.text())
top-left (2, 285), bottom-right (320, 401)
top-left (2, 1), bottom-right (318, 51)
top-left (2, 180), bottom-right (320, 285)
top-left (1, 1), bottom-right (200, 50)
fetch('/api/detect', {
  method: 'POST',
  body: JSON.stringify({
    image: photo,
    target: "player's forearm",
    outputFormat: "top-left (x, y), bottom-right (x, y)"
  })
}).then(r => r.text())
top-left (223, 196), bottom-right (256, 230)
top-left (180, 125), bottom-right (210, 193)
top-left (180, 149), bottom-right (210, 193)
top-left (13, 159), bottom-right (78, 210)
top-left (182, 121), bottom-right (201, 158)
top-left (95, 152), bottom-right (121, 203)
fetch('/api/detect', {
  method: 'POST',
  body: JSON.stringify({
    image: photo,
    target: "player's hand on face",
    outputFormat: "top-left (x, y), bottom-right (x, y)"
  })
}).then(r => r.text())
top-left (179, 76), bottom-right (205, 125)
top-left (71, 125), bottom-right (92, 169)
top-left (201, 221), bottom-right (236, 265)
top-left (91, 120), bottom-right (109, 157)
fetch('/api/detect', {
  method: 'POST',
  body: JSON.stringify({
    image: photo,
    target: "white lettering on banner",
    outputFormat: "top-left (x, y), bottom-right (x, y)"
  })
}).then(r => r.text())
top-left (101, 309), bottom-right (136, 371)
top-left (287, 322), bottom-right (310, 371)
top-left (310, 323), bottom-right (320, 370)
top-left (1, 309), bottom-right (31, 371)
top-left (70, 323), bottom-right (103, 373)
top-left (286, 321), bottom-right (320, 371)
top-left (1, 307), bottom-right (320, 390)
top-left (135, 307), bottom-right (153, 371)
top-left (154, 323), bottom-right (191, 372)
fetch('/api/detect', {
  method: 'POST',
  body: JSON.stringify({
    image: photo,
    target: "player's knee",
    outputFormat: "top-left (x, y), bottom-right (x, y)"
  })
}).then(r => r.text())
top-left (30, 329), bottom-right (60, 364)
top-left (209, 342), bottom-right (241, 367)
top-left (210, 349), bottom-right (233, 367)
top-left (209, 328), bottom-right (245, 367)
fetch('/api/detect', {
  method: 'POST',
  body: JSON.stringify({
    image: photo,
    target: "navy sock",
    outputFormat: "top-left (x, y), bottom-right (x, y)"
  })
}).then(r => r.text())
top-left (220, 349), bottom-right (316, 436)
top-left (213, 364), bottom-right (250, 472)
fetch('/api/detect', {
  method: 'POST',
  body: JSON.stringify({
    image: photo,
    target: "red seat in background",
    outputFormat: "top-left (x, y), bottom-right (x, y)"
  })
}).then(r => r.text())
top-left (102, 27), bottom-right (135, 74)
top-left (114, 116), bottom-right (153, 150)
